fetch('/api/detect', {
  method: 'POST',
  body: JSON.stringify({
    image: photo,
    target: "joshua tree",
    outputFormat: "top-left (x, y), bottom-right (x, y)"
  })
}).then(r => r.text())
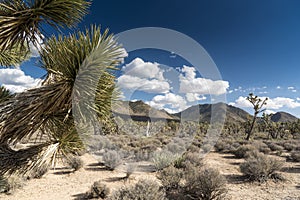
top-left (0, 0), bottom-right (125, 175)
top-left (288, 119), bottom-right (300, 139)
top-left (245, 93), bottom-right (268, 140)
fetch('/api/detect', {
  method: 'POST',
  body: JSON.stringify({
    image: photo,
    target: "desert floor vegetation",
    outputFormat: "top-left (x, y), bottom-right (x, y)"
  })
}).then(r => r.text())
top-left (0, 1), bottom-right (299, 200)
top-left (0, 136), bottom-right (299, 200)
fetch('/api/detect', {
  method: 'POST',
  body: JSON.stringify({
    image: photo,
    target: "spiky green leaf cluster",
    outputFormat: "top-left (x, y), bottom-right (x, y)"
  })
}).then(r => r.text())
top-left (0, 0), bottom-right (90, 49)
top-left (0, 26), bottom-right (125, 175)
top-left (0, 44), bottom-right (30, 67)
top-left (0, 86), bottom-right (12, 103)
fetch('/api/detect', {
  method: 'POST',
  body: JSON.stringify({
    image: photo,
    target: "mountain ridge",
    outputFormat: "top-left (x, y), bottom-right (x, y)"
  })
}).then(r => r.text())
top-left (112, 100), bottom-right (299, 123)
top-left (270, 111), bottom-right (298, 122)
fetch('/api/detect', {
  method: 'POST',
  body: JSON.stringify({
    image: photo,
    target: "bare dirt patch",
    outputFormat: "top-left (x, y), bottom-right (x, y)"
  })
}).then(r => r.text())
top-left (1, 151), bottom-right (299, 200)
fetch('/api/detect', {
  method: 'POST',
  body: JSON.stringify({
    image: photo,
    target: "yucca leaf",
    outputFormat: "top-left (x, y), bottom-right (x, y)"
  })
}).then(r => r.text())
top-left (0, 0), bottom-right (91, 49)
top-left (0, 26), bottom-right (126, 175)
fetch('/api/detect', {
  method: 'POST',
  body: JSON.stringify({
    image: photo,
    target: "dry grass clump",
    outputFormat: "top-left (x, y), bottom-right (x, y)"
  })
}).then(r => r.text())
top-left (110, 179), bottom-right (167, 200)
top-left (267, 142), bottom-right (284, 152)
top-left (233, 144), bottom-right (257, 158)
top-left (282, 140), bottom-right (298, 151)
top-left (240, 150), bottom-right (284, 182)
top-left (85, 181), bottom-right (110, 199)
top-left (157, 152), bottom-right (227, 200)
top-left (29, 164), bottom-right (49, 179)
top-left (184, 167), bottom-right (227, 200)
top-left (133, 149), bottom-right (151, 161)
top-left (151, 150), bottom-right (179, 171)
top-left (157, 165), bottom-right (183, 191)
top-left (290, 151), bottom-right (300, 162)
top-left (0, 176), bottom-right (9, 194)
top-left (102, 150), bottom-right (122, 170)
top-left (166, 141), bottom-right (186, 154)
top-left (66, 156), bottom-right (84, 171)
top-left (182, 152), bottom-right (204, 168)
top-left (0, 175), bottom-right (24, 195)
top-left (214, 138), bottom-right (243, 154)
top-left (214, 139), bottom-right (233, 153)
top-left (252, 141), bottom-right (271, 154)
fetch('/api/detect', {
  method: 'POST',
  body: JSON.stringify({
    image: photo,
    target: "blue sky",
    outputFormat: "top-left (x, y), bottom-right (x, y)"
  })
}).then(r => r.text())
top-left (1, 0), bottom-right (300, 117)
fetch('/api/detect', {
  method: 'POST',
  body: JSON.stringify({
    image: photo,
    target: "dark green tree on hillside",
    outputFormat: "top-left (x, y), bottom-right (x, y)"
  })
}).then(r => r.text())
top-left (245, 93), bottom-right (268, 140)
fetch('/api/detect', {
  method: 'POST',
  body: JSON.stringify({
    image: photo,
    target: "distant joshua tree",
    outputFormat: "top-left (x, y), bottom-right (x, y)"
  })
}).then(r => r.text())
top-left (245, 93), bottom-right (268, 140)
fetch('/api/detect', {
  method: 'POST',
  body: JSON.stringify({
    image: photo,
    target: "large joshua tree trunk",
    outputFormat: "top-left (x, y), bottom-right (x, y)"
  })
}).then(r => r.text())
top-left (245, 113), bottom-right (257, 141)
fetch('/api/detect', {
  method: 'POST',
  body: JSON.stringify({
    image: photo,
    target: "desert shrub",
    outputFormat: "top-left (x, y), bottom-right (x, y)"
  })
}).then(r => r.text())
top-left (283, 142), bottom-right (297, 152)
top-left (123, 163), bottom-right (136, 179)
top-left (85, 181), bottom-right (110, 199)
top-left (240, 151), bottom-right (284, 182)
top-left (253, 141), bottom-right (271, 154)
top-left (29, 164), bottom-right (49, 179)
top-left (0, 176), bottom-right (8, 193)
top-left (236, 139), bottom-right (250, 145)
top-left (102, 150), bottom-right (122, 170)
top-left (187, 144), bottom-right (200, 153)
top-left (90, 136), bottom-right (113, 151)
top-left (201, 143), bottom-right (213, 153)
top-left (229, 142), bottom-right (241, 152)
top-left (183, 152), bottom-right (204, 168)
top-left (0, 175), bottom-right (23, 195)
top-left (259, 146), bottom-right (271, 154)
top-left (152, 150), bottom-right (178, 171)
top-left (166, 142), bottom-right (185, 154)
top-left (234, 145), bottom-right (256, 158)
top-left (157, 165), bottom-right (183, 191)
top-left (184, 167), bottom-right (227, 200)
top-left (134, 149), bottom-right (150, 161)
top-left (173, 154), bottom-right (186, 169)
top-left (290, 151), bottom-right (300, 162)
top-left (253, 140), bottom-right (267, 149)
top-left (267, 142), bottom-right (284, 152)
top-left (66, 156), bottom-right (84, 171)
top-left (214, 140), bottom-right (232, 153)
top-left (110, 179), bottom-right (167, 200)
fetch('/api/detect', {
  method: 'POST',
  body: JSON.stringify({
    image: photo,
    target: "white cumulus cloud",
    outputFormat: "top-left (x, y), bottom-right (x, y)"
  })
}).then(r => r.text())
top-left (0, 68), bottom-right (42, 93)
top-left (146, 93), bottom-right (187, 113)
top-left (117, 75), bottom-right (170, 93)
top-left (267, 97), bottom-right (300, 109)
top-left (264, 110), bottom-right (276, 115)
top-left (117, 58), bottom-right (170, 93)
top-left (121, 57), bottom-right (164, 80)
top-left (179, 66), bottom-right (229, 95)
top-left (229, 96), bottom-right (252, 107)
top-left (230, 96), bottom-right (300, 110)
top-left (185, 93), bottom-right (207, 102)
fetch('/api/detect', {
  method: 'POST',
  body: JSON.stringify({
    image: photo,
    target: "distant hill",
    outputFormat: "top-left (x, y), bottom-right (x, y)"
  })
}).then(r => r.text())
top-left (112, 100), bottom-right (252, 123)
top-left (112, 100), bottom-right (178, 121)
top-left (112, 100), bottom-right (299, 123)
top-left (173, 102), bottom-right (251, 123)
top-left (270, 112), bottom-right (298, 122)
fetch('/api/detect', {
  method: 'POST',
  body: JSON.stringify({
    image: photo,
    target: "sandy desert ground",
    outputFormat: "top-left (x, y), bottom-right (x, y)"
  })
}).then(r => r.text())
top-left (1, 151), bottom-right (299, 200)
